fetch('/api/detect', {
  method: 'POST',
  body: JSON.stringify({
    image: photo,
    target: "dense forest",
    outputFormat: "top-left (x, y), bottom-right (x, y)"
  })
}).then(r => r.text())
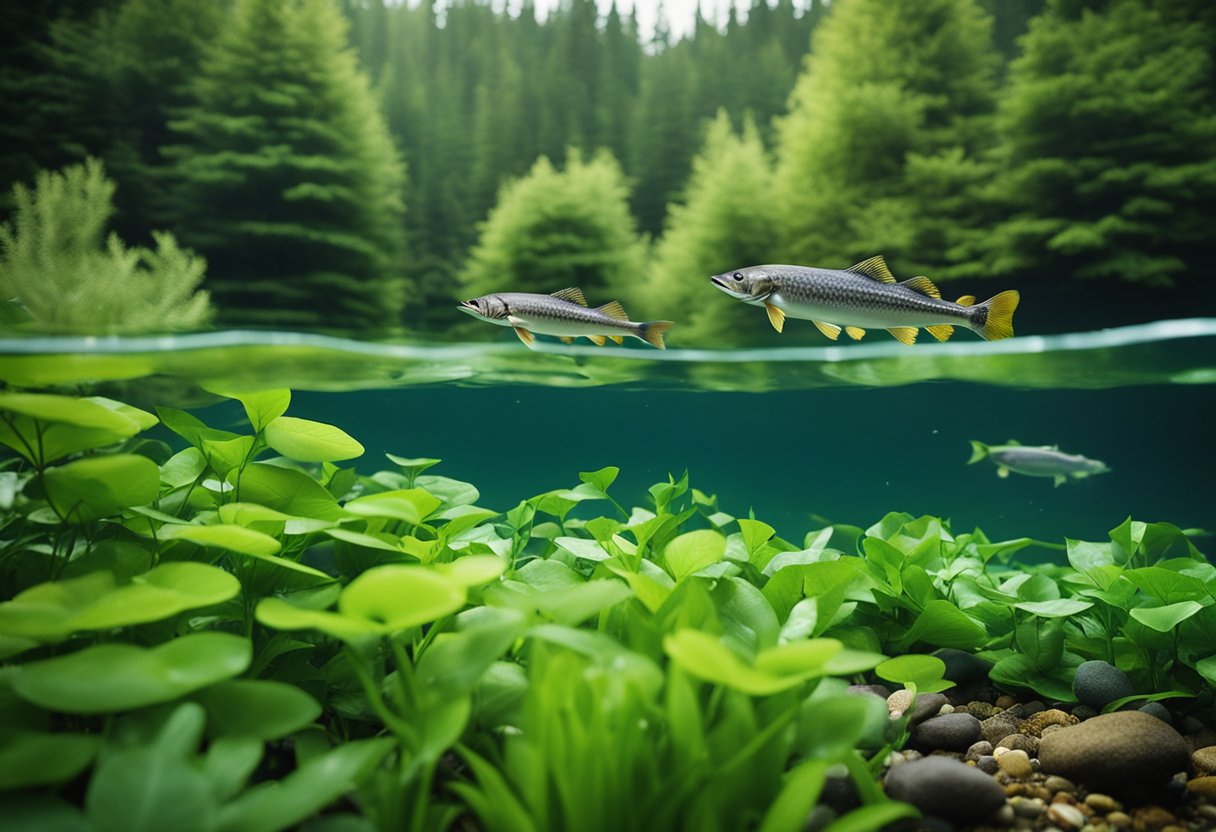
top-left (0, 0), bottom-right (1213, 340)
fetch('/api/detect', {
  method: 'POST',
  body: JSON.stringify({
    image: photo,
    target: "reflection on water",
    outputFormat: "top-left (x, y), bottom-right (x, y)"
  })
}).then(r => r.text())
top-left (0, 318), bottom-right (1214, 396)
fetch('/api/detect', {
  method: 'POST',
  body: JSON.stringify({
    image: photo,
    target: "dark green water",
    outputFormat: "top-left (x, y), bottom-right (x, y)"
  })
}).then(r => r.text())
top-left (2, 318), bottom-right (1214, 546)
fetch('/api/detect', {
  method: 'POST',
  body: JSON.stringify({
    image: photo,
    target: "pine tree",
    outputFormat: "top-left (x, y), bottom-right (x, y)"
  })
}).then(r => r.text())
top-left (642, 112), bottom-right (780, 346)
top-left (459, 150), bottom-right (645, 309)
top-left (629, 47), bottom-right (697, 236)
top-left (979, 0), bottom-right (1216, 287)
top-left (165, 0), bottom-right (406, 330)
top-left (774, 0), bottom-right (998, 280)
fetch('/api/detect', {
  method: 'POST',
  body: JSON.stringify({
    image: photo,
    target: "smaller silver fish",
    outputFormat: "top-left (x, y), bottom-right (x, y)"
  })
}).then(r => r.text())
top-left (968, 440), bottom-right (1110, 487)
top-left (458, 287), bottom-right (672, 349)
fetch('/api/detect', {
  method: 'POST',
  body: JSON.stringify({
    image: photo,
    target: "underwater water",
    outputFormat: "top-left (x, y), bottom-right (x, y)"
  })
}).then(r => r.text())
top-left (1, 317), bottom-right (1213, 546)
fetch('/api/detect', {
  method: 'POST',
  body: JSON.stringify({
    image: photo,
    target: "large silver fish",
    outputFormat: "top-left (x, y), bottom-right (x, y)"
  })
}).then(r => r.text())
top-left (968, 440), bottom-right (1110, 487)
top-left (710, 256), bottom-right (1019, 344)
top-left (458, 288), bottom-right (672, 349)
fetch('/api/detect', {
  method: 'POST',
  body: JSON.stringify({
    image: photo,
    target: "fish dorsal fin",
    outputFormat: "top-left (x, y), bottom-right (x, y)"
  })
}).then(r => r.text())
top-left (551, 287), bottom-right (588, 306)
top-left (955, 295), bottom-right (976, 307)
top-left (595, 300), bottom-right (629, 321)
top-left (847, 255), bottom-right (896, 284)
top-left (901, 276), bottom-right (941, 299)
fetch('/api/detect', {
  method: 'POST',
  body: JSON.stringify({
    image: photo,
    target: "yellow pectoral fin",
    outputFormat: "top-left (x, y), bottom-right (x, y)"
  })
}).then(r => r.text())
top-left (513, 327), bottom-right (535, 346)
top-left (608, 335), bottom-right (624, 344)
top-left (925, 324), bottom-right (954, 342)
top-left (845, 326), bottom-right (866, 340)
top-left (586, 335), bottom-right (607, 346)
top-left (887, 326), bottom-right (918, 345)
top-left (559, 336), bottom-right (574, 344)
top-left (812, 320), bottom-right (841, 340)
top-left (765, 303), bottom-right (785, 333)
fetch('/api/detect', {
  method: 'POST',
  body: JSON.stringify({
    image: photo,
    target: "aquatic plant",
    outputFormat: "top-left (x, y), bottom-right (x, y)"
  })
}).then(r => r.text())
top-left (0, 389), bottom-right (1211, 830)
top-left (0, 158), bottom-right (211, 334)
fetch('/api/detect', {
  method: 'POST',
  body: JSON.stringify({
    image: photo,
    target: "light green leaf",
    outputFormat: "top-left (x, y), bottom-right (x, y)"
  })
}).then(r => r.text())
top-left (264, 416), bottom-right (363, 462)
top-left (255, 598), bottom-right (381, 642)
top-left (1130, 601), bottom-right (1205, 632)
top-left (161, 524), bottom-right (281, 557)
top-left (901, 600), bottom-right (987, 650)
top-left (757, 758), bottom-right (829, 832)
top-left (344, 489), bottom-right (441, 524)
top-left (875, 655), bottom-right (952, 692)
top-left (43, 454), bottom-right (160, 523)
top-left (824, 803), bottom-right (921, 832)
top-left (1013, 598), bottom-right (1094, 617)
top-left (221, 389), bottom-right (291, 432)
top-left (554, 535), bottom-right (613, 562)
top-left (339, 565), bottom-right (466, 630)
top-left (578, 466), bottom-right (619, 493)
top-left (12, 633), bottom-right (251, 713)
top-left (537, 580), bottom-right (633, 626)
top-left (237, 464), bottom-right (345, 521)
top-left (433, 555), bottom-right (507, 588)
top-left (663, 529), bottom-right (727, 581)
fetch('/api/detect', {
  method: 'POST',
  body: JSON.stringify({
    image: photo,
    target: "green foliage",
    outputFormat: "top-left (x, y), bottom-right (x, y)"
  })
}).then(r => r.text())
top-left (165, 0), bottom-right (407, 330)
top-left (459, 151), bottom-right (646, 305)
top-left (775, 0), bottom-right (999, 280)
top-left (0, 158), bottom-right (211, 333)
top-left (973, 0), bottom-right (1216, 287)
top-left (642, 112), bottom-right (781, 344)
top-left (0, 387), bottom-right (1212, 829)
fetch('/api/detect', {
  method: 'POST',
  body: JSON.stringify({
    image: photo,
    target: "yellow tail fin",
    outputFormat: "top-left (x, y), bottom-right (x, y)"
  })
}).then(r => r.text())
top-left (976, 290), bottom-right (1019, 341)
top-left (639, 321), bottom-right (672, 349)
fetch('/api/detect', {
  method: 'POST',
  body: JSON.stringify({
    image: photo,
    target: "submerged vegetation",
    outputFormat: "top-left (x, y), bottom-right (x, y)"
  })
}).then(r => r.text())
top-left (0, 388), bottom-right (1212, 829)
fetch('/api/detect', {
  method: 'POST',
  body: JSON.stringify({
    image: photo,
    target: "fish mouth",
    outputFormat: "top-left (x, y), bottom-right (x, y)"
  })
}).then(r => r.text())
top-left (709, 274), bottom-right (733, 291)
top-left (457, 301), bottom-right (480, 315)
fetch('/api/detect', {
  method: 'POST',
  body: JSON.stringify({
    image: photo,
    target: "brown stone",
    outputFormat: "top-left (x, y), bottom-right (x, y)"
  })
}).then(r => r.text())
top-left (1107, 811), bottom-right (1132, 828)
top-left (1186, 775), bottom-right (1216, 798)
top-left (997, 733), bottom-right (1039, 756)
top-left (1131, 806), bottom-right (1176, 832)
top-left (1020, 708), bottom-right (1078, 737)
top-left (1192, 745), bottom-right (1216, 776)
top-left (1038, 712), bottom-right (1190, 793)
top-left (1085, 793), bottom-right (1121, 814)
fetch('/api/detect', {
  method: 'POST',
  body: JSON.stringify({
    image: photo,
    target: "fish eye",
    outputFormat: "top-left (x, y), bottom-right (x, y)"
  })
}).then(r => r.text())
top-left (732, 272), bottom-right (742, 281)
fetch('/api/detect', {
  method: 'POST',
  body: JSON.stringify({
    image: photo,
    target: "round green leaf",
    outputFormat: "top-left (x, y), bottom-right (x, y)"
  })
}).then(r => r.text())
top-left (663, 529), bottom-right (727, 581)
top-left (344, 489), bottom-right (441, 524)
top-left (255, 597), bottom-right (382, 642)
top-left (664, 629), bottom-right (807, 696)
top-left (754, 638), bottom-right (843, 676)
top-left (222, 388), bottom-right (291, 432)
top-left (875, 655), bottom-right (952, 692)
top-left (11, 633), bottom-right (251, 713)
top-left (1130, 600), bottom-right (1205, 632)
top-left (0, 392), bottom-right (144, 431)
top-left (339, 565), bottom-right (466, 630)
top-left (42, 454), bottom-right (160, 523)
top-left (433, 555), bottom-right (507, 587)
top-left (196, 680), bottom-right (321, 740)
top-left (1012, 599), bottom-right (1094, 617)
top-left (237, 464), bottom-right (345, 521)
top-left (264, 416), bottom-right (363, 462)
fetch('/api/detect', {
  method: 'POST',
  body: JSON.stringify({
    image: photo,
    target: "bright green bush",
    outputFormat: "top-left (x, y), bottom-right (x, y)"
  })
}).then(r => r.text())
top-left (0, 158), bottom-right (211, 334)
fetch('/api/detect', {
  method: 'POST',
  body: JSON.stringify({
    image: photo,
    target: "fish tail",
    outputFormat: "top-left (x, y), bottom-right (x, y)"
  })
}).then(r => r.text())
top-left (967, 440), bottom-right (989, 465)
top-left (972, 290), bottom-right (1020, 341)
top-left (638, 321), bottom-right (673, 349)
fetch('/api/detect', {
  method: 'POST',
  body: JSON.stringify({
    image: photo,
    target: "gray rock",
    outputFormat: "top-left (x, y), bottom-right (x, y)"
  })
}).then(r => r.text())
top-left (980, 711), bottom-right (1021, 745)
top-left (1139, 702), bottom-right (1172, 724)
top-left (885, 757), bottom-right (1006, 823)
top-left (912, 712), bottom-right (982, 752)
top-left (996, 733), bottom-right (1038, 756)
top-left (976, 755), bottom-right (998, 774)
top-left (933, 648), bottom-right (993, 686)
top-left (1038, 710), bottom-right (1190, 792)
top-left (965, 740), bottom-right (993, 762)
top-left (1073, 660), bottom-right (1135, 710)
top-left (907, 693), bottom-right (950, 728)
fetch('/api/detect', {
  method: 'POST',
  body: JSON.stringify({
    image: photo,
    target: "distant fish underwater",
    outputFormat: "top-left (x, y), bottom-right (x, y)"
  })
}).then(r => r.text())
top-left (968, 440), bottom-right (1110, 487)
top-left (710, 256), bottom-right (1019, 344)
top-left (458, 288), bottom-right (672, 349)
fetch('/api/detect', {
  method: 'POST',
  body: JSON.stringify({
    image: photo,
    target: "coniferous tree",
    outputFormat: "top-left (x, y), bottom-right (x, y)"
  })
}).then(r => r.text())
top-left (976, 0), bottom-right (1216, 287)
top-left (641, 112), bottom-right (780, 345)
top-left (630, 47), bottom-right (697, 236)
top-left (775, 0), bottom-right (998, 281)
top-left (460, 150), bottom-right (645, 308)
top-left (166, 0), bottom-right (407, 330)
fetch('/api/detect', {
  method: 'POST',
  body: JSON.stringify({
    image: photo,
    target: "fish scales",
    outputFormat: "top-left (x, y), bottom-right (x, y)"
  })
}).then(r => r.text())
top-left (768, 267), bottom-right (974, 328)
top-left (458, 288), bottom-right (672, 348)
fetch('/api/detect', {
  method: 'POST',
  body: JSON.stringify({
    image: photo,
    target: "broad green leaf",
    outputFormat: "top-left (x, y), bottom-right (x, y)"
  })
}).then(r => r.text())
top-left (0, 731), bottom-right (101, 789)
top-left (1102, 689), bottom-right (1196, 713)
top-left (1130, 601), bottom-right (1205, 632)
top-left (255, 598), bottom-right (381, 642)
top-left (416, 475), bottom-right (479, 508)
top-left (203, 737), bottom-right (263, 803)
top-left (554, 535), bottom-right (613, 562)
top-left (664, 629), bottom-right (794, 695)
top-left (196, 681), bottom-right (321, 740)
top-left (324, 527), bottom-right (402, 552)
top-left (900, 600), bottom-right (987, 650)
top-left (344, 489), bottom-right (440, 524)
top-left (415, 609), bottom-right (527, 699)
top-left (1013, 598), bottom-right (1094, 617)
top-left (1193, 656), bottom-right (1216, 687)
top-left (537, 580), bottom-right (633, 626)
top-left (42, 454), bottom-right (159, 523)
top-left (0, 393), bottom-right (153, 464)
top-left (264, 416), bottom-right (363, 462)
top-left (216, 738), bottom-right (394, 832)
top-left (12, 633), bottom-right (251, 713)
top-left (663, 529), bottom-right (727, 580)
top-left (218, 502), bottom-right (294, 527)
top-left (201, 436), bottom-right (255, 478)
top-left (433, 555), bottom-right (507, 587)
top-left (713, 577), bottom-right (780, 652)
top-left (754, 638), bottom-right (843, 676)
top-left (0, 562), bottom-right (239, 640)
top-left (86, 747), bottom-right (216, 832)
top-left (339, 565), bottom-right (466, 630)
top-left (161, 448), bottom-right (207, 488)
top-left (1124, 567), bottom-right (1209, 604)
top-left (738, 518), bottom-right (775, 556)
top-left (222, 389), bottom-right (290, 432)
top-left (1017, 616), bottom-right (1065, 673)
top-left (875, 655), bottom-right (952, 693)
top-left (578, 466), bottom-right (619, 493)
top-left (797, 695), bottom-right (884, 761)
top-left (237, 464), bottom-right (345, 521)
top-left (605, 560), bottom-right (673, 612)
top-left (1109, 518), bottom-right (1147, 562)
top-left (161, 524), bottom-right (281, 557)
top-left (1068, 538), bottom-right (1119, 577)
